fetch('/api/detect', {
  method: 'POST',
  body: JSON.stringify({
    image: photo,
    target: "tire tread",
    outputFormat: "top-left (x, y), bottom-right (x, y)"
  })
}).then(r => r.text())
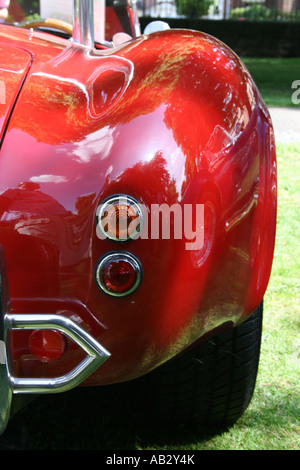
top-left (143, 303), bottom-right (263, 427)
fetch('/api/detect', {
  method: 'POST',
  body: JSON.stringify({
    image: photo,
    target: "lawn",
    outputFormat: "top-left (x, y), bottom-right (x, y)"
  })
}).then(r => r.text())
top-left (3, 60), bottom-right (300, 451)
top-left (243, 58), bottom-right (300, 107)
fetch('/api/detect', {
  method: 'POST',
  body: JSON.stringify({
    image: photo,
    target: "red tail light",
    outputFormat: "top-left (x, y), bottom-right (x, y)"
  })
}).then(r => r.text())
top-left (95, 252), bottom-right (143, 297)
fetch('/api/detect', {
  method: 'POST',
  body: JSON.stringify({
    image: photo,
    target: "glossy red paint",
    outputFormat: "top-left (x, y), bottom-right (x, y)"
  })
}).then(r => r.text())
top-left (0, 24), bottom-right (276, 385)
top-left (0, 43), bottom-right (32, 142)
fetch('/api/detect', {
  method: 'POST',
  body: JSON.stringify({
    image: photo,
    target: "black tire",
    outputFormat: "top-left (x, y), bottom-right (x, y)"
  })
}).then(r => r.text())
top-left (143, 303), bottom-right (263, 427)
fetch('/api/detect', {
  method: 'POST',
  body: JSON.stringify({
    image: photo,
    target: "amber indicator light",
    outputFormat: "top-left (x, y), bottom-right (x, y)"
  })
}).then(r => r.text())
top-left (98, 195), bottom-right (143, 241)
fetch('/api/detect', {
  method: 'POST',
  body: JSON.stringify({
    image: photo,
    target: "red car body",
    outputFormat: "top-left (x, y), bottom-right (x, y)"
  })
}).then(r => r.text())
top-left (0, 0), bottom-right (276, 436)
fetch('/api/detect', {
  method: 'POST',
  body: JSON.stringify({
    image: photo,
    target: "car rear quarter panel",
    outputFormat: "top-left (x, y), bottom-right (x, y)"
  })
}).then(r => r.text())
top-left (0, 26), bottom-right (276, 384)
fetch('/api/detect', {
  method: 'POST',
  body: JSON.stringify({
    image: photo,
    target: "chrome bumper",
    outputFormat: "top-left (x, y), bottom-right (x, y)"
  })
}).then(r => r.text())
top-left (0, 248), bottom-right (110, 435)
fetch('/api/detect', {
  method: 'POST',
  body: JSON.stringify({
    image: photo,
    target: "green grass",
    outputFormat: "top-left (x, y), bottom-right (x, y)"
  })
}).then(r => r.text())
top-left (9, 143), bottom-right (299, 451)
top-left (243, 58), bottom-right (300, 107)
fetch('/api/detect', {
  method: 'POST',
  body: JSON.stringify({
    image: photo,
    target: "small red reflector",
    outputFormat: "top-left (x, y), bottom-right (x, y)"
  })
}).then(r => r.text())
top-left (95, 252), bottom-right (142, 297)
top-left (28, 330), bottom-right (66, 363)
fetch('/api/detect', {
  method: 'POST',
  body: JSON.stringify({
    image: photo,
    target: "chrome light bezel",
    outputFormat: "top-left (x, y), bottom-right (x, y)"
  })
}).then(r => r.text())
top-left (96, 194), bottom-right (145, 242)
top-left (95, 251), bottom-right (143, 297)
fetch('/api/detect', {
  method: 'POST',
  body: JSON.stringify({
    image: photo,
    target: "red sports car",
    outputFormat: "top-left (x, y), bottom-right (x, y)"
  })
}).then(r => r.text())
top-left (0, 0), bottom-right (276, 437)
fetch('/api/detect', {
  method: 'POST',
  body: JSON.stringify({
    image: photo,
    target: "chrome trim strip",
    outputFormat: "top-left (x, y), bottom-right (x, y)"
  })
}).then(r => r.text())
top-left (0, 248), bottom-right (12, 435)
top-left (128, 0), bottom-right (141, 38)
top-left (5, 313), bottom-right (110, 394)
top-left (95, 251), bottom-right (143, 297)
top-left (73, 0), bottom-right (94, 48)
